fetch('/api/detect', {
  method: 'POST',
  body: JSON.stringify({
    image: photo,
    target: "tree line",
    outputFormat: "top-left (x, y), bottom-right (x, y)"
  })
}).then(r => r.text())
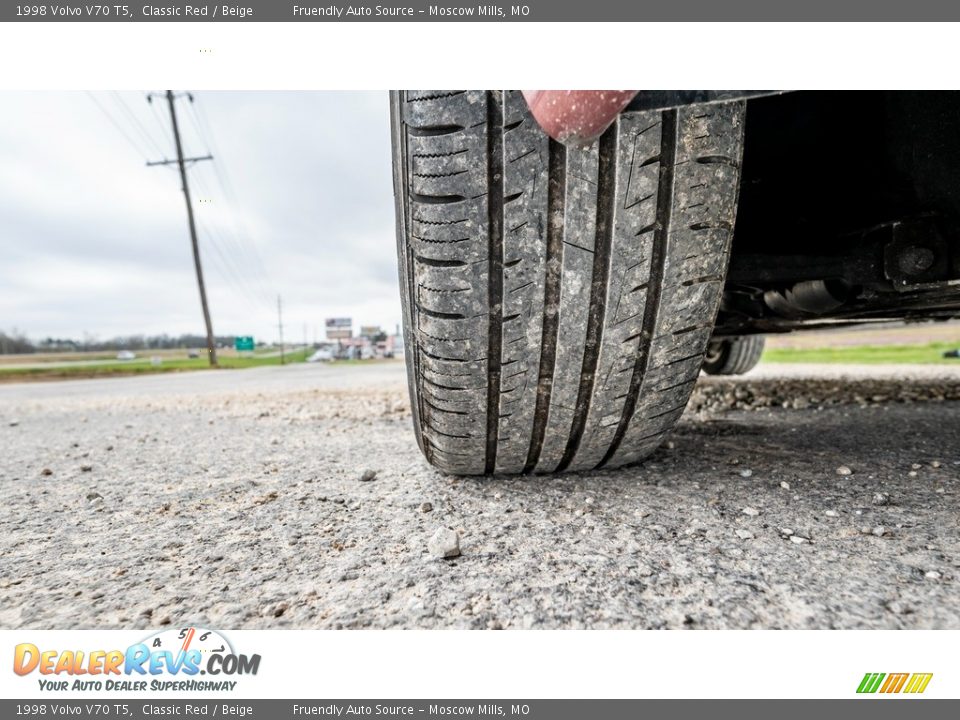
top-left (0, 330), bottom-right (248, 355)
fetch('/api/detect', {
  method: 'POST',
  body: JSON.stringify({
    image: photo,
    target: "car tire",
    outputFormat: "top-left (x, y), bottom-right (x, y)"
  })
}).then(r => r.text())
top-left (391, 90), bottom-right (745, 475)
top-left (702, 336), bottom-right (765, 376)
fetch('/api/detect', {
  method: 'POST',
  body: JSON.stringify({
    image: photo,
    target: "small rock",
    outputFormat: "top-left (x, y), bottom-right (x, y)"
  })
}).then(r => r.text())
top-left (886, 600), bottom-right (911, 615)
top-left (836, 465), bottom-right (853, 476)
top-left (825, 510), bottom-right (838, 517)
top-left (742, 506), bottom-right (760, 517)
top-left (735, 529), bottom-right (753, 540)
top-left (420, 502), bottom-right (433, 513)
top-left (930, 460), bottom-right (941, 468)
top-left (86, 492), bottom-right (103, 502)
top-left (40, 468), bottom-right (53, 476)
top-left (739, 469), bottom-right (753, 478)
top-left (872, 526), bottom-right (886, 537)
top-left (80, 465), bottom-right (93, 472)
top-left (780, 527), bottom-right (795, 536)
top-left (9, 420), bottom-right (19, 427)
top-left (911, 463), bottom-right (922, 470)
top-left (359, 469), bottom-right (377, 482)
top-left (427, 527), bottom-right (460, 559)
top-left (908, 471), bottom-right (918, 477)
top-left (924, 570), bottom-right (942, 580)
top-left (872, 492), bottom-right (890, 506)
top-left (106, 445), bottom-right (114, 452)
top-left (780, 481), bottom-right (790, 490)
top-left (789, 535), bottom-right (808, 545)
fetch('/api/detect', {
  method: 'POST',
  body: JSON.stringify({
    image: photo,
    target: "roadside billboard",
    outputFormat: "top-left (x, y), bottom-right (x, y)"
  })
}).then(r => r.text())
top-left (326, 318), bottom-right (352, 340)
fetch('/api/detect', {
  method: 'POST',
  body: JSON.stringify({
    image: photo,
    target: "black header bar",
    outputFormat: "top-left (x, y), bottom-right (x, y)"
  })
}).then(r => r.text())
top-left (4, 1), bottom-right (960, 22)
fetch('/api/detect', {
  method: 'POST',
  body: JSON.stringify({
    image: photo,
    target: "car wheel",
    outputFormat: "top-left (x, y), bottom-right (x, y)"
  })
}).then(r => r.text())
top-left (391, 90), bottom-right (745, 475)
top-left (702, 336), bottom-right (765, 376)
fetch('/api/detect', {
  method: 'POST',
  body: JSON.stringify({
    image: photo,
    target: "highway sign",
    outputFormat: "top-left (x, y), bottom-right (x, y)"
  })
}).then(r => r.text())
top-left (235, 336), bottom-right (255, 352)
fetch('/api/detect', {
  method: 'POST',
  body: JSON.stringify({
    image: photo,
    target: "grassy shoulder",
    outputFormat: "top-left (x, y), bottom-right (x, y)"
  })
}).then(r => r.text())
top-left (0, 348), bottom-right (311, 381)
top-left (762, 341), bottom-right (960, 365)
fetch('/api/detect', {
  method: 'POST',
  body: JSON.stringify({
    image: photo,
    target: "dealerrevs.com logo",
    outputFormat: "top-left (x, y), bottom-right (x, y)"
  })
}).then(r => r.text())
top-left (13, 627), bottom-right (260, 692)
top-left (857, 673), bottom-right (933, 694)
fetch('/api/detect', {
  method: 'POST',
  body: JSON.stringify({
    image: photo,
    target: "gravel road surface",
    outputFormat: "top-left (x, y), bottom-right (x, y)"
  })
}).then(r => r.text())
top-left (1, 360), bottom-right (958, 629)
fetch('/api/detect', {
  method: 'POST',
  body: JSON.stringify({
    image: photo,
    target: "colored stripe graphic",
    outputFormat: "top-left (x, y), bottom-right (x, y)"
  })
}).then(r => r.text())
top-left (857, 672), bottom-right (932, 694)
top-left (904, 673), bottom-right (933, 694)
top-left (857, 673), bottom-right (885, 693)
top-left (880, 673), bottom-right (909, 693)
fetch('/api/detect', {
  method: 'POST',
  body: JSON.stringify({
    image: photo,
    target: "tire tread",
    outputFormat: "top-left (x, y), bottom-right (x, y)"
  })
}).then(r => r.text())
top-left (392, 91), bottom-right (745, 475)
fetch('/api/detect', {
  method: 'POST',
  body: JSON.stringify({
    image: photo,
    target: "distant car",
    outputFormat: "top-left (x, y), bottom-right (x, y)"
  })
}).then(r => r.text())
top-left (307, 348), bottom-right (334, 362)
top-left (187, 350), bottom-right (200, 358)
top-left (116, 351), bottom-right (136, 361)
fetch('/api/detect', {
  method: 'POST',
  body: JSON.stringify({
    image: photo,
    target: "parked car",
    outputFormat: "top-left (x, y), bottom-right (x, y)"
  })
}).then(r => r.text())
top-left (307, 348), bottom-right (334, 362)
top-left (116, 350), bottom-right (136, 361)
top-left (391, 90), bottom-right (960, 475)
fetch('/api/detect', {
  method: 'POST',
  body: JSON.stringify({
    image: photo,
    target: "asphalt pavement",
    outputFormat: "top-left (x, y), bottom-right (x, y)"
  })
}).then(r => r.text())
top-left (1, 360), bottom-right (957, 629)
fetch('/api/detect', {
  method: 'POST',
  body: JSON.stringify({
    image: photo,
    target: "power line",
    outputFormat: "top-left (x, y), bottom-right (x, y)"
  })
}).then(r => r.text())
top-left (185, 96), bottom-right (273, 293)
top-left (111, 91), bottom-right (168, 160)
top-left (85, 92), bottom-right (150, 160)
top-left (189, 169), bottom-right (274, 308)
top-left (165, 92), bottom-right (275, 312)
top-left (195, 216), bottom-right (271, 314)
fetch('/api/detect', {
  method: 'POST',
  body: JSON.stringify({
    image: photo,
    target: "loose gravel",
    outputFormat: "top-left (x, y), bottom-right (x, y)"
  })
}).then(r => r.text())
top-left (0, 361), bottom-right (957, 629)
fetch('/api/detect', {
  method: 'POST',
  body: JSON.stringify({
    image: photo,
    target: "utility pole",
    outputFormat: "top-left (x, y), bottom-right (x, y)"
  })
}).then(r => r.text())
top-left (277, 295), bottom-right (285, 365)
top-left (147, 91), bottom-right (217, 367)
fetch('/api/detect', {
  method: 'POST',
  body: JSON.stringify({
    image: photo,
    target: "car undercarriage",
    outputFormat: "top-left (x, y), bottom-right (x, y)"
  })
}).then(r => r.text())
top-left (715, 90), bottom-right (960, 336)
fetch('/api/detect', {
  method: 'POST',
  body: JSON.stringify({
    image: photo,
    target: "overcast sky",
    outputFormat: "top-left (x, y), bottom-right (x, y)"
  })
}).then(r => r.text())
top-left (0, 91), bottom-right (400, 344)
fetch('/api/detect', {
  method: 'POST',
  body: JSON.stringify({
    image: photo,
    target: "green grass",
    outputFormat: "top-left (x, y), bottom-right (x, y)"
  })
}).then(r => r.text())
top-left (0, 348), bottom-right (312, 381)
top-left (762, 341), bottom-right (960, 365)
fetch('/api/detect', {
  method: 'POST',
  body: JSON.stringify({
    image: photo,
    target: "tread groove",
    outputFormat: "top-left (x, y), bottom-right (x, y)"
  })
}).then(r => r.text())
top-left (407, 124), bottom-right (464, 137)
top-left (484, 91), bottom-right (505, 475)
top-left (556, 126), bottom-right (617, 473)
top-left (410, 193), bottom-right (467, 204)
top-left (414, 255), bottom-right (467, 268)
top-left (598, 108), bottom-right (676, 469)
top-left (523, 139), bottom-right (566, 474)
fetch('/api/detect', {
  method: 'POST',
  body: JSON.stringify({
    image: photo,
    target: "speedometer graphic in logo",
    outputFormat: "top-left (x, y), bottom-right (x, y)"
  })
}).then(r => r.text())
top-left (142, 626), bottom-right (234, 658)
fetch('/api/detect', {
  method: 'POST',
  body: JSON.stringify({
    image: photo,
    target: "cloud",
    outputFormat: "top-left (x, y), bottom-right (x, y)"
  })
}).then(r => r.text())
top-left (0, 91), bottom-right (400, 342)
